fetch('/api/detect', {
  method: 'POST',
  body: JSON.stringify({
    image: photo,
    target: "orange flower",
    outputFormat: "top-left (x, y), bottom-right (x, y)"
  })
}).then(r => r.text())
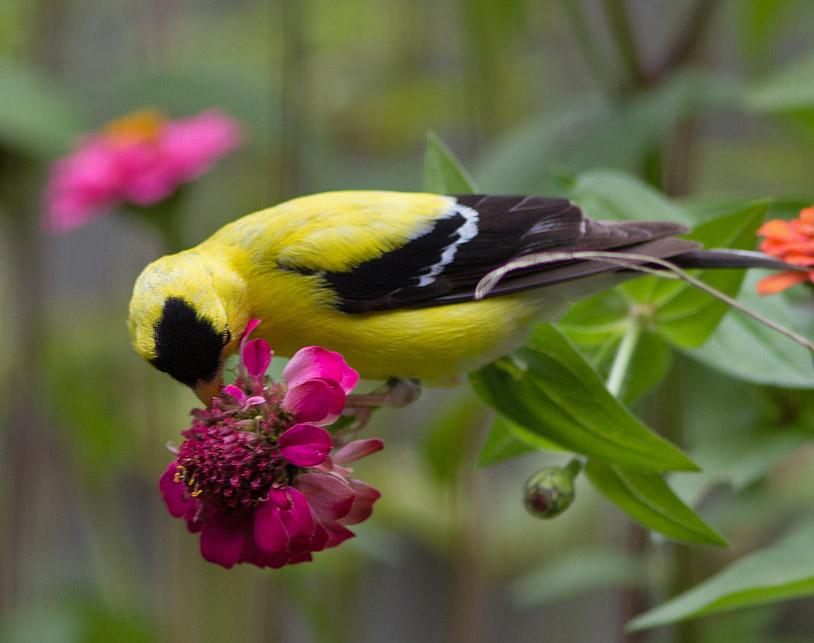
top-left (756, 206), bottom-right (814, 295)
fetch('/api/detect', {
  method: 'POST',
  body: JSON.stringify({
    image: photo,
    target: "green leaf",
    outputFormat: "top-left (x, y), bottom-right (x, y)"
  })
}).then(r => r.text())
top-left (584, 460), bottom-right (728, 546)
top-left (628, 518), bottom-right (814, 631)
top-left (422, 131), bottom-right (478, 194)
top-left (477, 415), bottom-right (567, 468)
top-left (471, 324), bottom-right (698, 471)
top-left (97, 66), bottom-right (277, 146)
top-left (0, 61), bottom-right (85, 158)
top-left (621, 331), bottom-right (674, 405)
top-left (473, 95), bottom-right (607, 194)
top-left (423, 391), bottom-right (483, 483)
top-left (512, 547), bottom-right (646, 607)
top-left (476, 74), bottom-right (739, 195)
top-left (566, 168), bottom-right (695, 225)
top-left (745, 51), bottom-right (814, 113)
top-left (686, 272), bottom-right (814, 388)
top-left (736, 0), bottom-right (797, 61)
top-left (557, 288), bottom-right (631, 347)
top-left (632, 201), bottom-right (769, 347)
top-left (477, 415), bottom-right (537, 466)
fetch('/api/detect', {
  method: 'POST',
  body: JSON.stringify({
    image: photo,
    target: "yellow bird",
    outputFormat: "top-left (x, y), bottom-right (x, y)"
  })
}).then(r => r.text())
top-left (128, 190), bottom-right (788, 404)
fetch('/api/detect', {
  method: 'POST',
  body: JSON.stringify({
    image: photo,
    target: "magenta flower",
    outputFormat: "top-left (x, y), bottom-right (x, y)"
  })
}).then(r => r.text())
top-left (159, 320), bottom-right (383, 569)
top-left (44, 108), bottom-right (242, 233)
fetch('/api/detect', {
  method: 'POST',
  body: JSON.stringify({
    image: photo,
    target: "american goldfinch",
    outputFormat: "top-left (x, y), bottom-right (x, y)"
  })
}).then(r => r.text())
top-left (128, 190), bottom-right (789, 404)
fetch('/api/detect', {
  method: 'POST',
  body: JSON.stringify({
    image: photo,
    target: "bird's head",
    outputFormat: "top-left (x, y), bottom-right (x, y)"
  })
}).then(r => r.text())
top-left (128, 250), bottom-right (249, 405)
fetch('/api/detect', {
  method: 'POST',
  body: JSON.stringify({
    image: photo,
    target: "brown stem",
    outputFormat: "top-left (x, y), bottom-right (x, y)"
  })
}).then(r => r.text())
top-left (650, 0), bottom-right (722, 82)
top-left (557, 0), bottom-right (618, 96)
top-left (601, 0), bottom-right (647, 89)
top-left (0, 155), bottom-right (45, 614)
top-left (278, 0), bottom-right (306, 199)
top-left (447, 415), bottom-right (492, 643)
top-left (614, 523), bottom-right (649, 643)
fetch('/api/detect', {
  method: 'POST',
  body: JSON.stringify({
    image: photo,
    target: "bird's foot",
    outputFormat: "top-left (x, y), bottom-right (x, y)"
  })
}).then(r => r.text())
top-left (346, 377), bottom-right (422, 409)
top-left (339, 377), bottom-right (422, 433)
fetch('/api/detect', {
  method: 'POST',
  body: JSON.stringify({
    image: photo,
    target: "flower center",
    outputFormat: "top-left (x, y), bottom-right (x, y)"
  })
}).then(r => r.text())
top-left (175, 399), bottom-right (295, 513)
top-left (104, 108), bottom-right (166, 145)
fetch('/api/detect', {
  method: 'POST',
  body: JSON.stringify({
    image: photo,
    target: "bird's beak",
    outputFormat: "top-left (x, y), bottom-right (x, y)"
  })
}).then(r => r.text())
top-left (194, 375), bottom-right (223, 407)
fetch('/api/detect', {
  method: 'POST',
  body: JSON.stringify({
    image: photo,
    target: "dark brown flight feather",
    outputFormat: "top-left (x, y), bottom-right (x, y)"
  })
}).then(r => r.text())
top-left (307, 195), bottom-right (793, 313)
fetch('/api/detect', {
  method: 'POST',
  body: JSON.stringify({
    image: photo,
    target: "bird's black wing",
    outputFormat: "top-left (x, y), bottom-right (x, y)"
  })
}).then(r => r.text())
top-left (304, 195), bottom-right (696, 313)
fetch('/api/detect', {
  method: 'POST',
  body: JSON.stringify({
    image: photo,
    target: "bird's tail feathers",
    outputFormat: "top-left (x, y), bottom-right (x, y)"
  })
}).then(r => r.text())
top-left (667, 249), bottom-right (803, 272)
top-left (476, 248), bottom-right (814, 355)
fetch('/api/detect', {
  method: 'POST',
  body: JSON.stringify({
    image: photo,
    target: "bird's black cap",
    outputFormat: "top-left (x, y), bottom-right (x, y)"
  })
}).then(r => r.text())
top-left (150, 297), bottom-right (230, 386)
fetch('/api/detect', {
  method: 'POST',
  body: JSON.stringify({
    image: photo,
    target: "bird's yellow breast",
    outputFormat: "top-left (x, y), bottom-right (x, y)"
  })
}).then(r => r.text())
top-left (190, 191), bottom-right (569, 381)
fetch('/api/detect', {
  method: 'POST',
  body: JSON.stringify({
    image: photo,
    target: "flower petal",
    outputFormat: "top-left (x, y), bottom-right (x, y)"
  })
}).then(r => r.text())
top-left (309, 522), bottom-right (329, 552)
top-left (756, 271), bottom-right (810, 295)
top-left (238, 534), bottom-right (288, 569)
top-left (243, 318), bottom-right (262, 341)
top-left (339, 479), bottom-right (381, 525)
top-left (279, 488), bottom-right (315, 553)
top-left (254, 498), bottom-right (289, 555)
top-left (322, 521), bottom-right (356, 549)
top-left (278, 424), bottom-right (332, 467)
top-left (331, 438), bottom-right (385, 465)
top-left (200, 512), bottom-right (249, 569)
top-left (757, 219), bottom-right (795, 240)
top-left (294, 471), bottom-right (355, 521)
top-left (282, 347), bottom-right (359, 394)
top-left (159, 464), bottom-right (198, 518)
top-left (243, 338), bottom-right (272, 377)
top-left (286, 551), bottom-right (314, 565)
top-left (223, 385), bottom-right (246, 404)
top-left (283, 380), bottom-right (340, 424)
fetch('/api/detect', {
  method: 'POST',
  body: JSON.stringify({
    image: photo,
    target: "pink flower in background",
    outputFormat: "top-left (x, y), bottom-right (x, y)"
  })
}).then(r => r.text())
top-left (44, 108), bottom-right (242, 233)
top-left (159, 320), bottom-right (383, 569)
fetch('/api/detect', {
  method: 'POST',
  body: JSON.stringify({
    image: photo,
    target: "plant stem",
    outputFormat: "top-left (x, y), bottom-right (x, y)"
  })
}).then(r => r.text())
top-left (655, 0), bottom-right (721, 80)
top-left (557, 0), bottom-right (617, 97)
top-left (279, 0), bottom-right (306, 199)
top-left (601, 0), bottom-right (646, 89)
top-left (606, 319), bottom-right (642, 398)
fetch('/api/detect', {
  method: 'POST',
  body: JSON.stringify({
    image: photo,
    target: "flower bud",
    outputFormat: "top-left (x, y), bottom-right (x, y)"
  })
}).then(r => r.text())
top-left (523, 461), bottom-right (580, 519)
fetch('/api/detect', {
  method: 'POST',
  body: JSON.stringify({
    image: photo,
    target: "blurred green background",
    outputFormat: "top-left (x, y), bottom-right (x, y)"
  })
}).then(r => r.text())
top-left (3, 1), bottom-right (814, 641)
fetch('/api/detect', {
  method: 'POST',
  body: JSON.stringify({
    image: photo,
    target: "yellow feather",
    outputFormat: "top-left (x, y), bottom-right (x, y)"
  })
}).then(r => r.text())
top-left (129, 190), bottom-right (591, 384)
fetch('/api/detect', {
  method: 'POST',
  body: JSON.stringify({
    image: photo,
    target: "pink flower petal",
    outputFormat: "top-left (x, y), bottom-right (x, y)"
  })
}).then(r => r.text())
top-left (161, 109), bottom-right (242, 181)
top-left (322, 521), bottom-right (356, 549)
top-left (200, 512), bottom-right (249, 569)
top-left (267, 486), bottom-right (290, 508)
top-left (294, 471), bottom-right (355, 521)
top-left (243, 318), bottom-right (262, 341)
top-left (286, 551), bottom-right (314, 565)
top-left (243, 338), bottom-right (272, 377)
top-left (309, 522), bottom-right (329, 552)
top-left (223, 385), bottom-right (246, 403)
top-left (331, 438), bottom-right (385, 465)
top-left (279, 488), bottom-right (315, 553)
top-left (238, 534), bottom-right (288, 569)
top-left (339, 479), bottom-right (381, 525)
top-left (283, 380), bottom-right (340, 424)
top-left (159, 464), bottom-right (198, 518)
top-left (277, 424), bottom-right (333, 467)
top-left (282, 347), bottom-right (359, 395)
top-left (43, 109), bottom-right (242, 235)
top-left (253, 499), bottom-right (289, 556)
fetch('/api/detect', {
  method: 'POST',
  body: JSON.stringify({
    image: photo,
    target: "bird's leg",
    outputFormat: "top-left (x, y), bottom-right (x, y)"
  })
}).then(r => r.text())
top-left (339, 377), bottom-right (422, 433)
top-left (347, 377), bottom-right (422, 408)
